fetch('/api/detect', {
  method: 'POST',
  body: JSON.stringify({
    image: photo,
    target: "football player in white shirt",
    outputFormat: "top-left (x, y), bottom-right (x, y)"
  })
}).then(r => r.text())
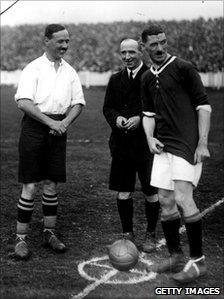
top-left (13, 24), bottom-right (86, 260)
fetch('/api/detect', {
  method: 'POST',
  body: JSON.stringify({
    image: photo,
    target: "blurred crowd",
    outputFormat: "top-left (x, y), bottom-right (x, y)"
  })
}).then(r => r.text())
top-left (1, 18), bottom-right (223, 72)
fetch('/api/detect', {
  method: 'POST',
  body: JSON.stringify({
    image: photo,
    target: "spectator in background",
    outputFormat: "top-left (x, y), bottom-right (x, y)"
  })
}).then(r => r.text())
top-left (13, 24), bottom-right (85, 260)
top-left (103, 38), bottom-right (159, 252)
top-left (141, 24), bottom-right (211, 283)
top-left (1, 18), bottom-right (223, 73)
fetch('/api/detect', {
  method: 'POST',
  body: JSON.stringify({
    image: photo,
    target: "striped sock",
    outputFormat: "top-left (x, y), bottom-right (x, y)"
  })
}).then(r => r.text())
top-left (17, 197), bottom-right (34, 222)
top-left (42, 193), bottom-right (58, 230)
top-left (17, 196), bottom-right (34, 235)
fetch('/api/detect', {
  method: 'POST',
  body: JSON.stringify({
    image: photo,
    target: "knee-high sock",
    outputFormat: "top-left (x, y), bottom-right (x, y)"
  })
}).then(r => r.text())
top-left (117, 198), bottom-right (133, 233)
top-left (145, 200), bottom-right (160, 234)
top-left (42, 193), bottom-right (58, 230)
top-left (184, 212), bottom-right (203, 258)
top-left (17, 197), bottom-right (34, 236)
top-left (161, 213), bottom-right (182, 255)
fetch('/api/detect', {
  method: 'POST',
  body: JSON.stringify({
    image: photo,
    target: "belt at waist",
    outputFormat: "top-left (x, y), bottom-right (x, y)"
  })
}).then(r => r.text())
top-left (44, 114), bottom-right (66, 121)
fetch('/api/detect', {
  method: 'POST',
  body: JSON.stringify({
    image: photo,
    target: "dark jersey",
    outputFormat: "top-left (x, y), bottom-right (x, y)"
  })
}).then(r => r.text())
top-left (141, 56), bottom-right (209, 165)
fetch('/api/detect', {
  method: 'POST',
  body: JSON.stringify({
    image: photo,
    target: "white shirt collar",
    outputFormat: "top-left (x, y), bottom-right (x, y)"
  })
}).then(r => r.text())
top-left (127, 61), bottom-right (143, 78)
top-left (43, 53), bottom-right (64, 67)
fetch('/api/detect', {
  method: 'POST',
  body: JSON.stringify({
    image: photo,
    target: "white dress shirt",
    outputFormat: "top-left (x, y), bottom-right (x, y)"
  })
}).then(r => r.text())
top-left (127, 61), bottom-right (143, 79)
top-left (15, 53), bottom-right (86, 114)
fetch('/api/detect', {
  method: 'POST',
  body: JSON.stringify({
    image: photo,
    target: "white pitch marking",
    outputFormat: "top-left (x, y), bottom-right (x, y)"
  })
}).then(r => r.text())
top-left (77, 256), bottom-right (109, 282)
top-left (139, 254), bottom-right (153, 267)
top-left (129, 268), bottom-right (149, 275)
top-left (90, 262), bottom-right (113, 269)
top-left (105, 271), bottom-right (157, 284)
top-left (77, 255), bottom-right (157, 287)
top-left (72, 198), bottom-right (224, 299)
top-left (70, 268), bottom-right (118, 299)
top-left (201, 197), bottom-right (224, 216)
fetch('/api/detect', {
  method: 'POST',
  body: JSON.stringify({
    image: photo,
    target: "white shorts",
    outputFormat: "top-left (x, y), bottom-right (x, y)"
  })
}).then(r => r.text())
top-left (151, 152), bottom-right (202, 190)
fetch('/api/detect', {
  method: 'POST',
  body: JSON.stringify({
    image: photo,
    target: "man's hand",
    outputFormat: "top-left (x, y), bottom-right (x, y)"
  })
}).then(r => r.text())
top-left (123, 116), bottom-right (141, 131)
top-left (116, 116), bottom-right (128, 129)
top-left (49, 120), bottom-right (67, 136)
top-left (147, 137), bottom-right (164, 154)
top-left (194, 142), bottom-right (210, 163)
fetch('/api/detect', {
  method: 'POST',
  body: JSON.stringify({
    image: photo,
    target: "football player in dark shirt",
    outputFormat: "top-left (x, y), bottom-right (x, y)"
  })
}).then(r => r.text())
top-left (141, 24), bottom-right (211, 283)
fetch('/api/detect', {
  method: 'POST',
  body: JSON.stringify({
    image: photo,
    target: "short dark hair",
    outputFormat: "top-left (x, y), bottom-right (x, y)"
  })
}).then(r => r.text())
top-left (44, 24), bottom-right (66, 39)
top-left (141, 24), bottom-right (165, 43)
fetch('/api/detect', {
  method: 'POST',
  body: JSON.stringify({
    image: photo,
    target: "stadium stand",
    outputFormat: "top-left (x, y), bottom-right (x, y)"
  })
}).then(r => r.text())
top-left (1, 18), bottom-right (223, 73)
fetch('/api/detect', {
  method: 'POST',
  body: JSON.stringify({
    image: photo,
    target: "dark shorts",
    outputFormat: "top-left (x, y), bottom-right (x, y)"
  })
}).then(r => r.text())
top-left (18, 114), bottom-right (67, 184)
top-left (109, 156), bottom-right (157, 196)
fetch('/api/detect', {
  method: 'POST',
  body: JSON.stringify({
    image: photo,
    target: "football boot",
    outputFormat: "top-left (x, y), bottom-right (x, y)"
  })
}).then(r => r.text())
top-left (142, 231), bottom-right (157, 253)
top-left (43, 230), bottom-right (66, 253)
top-left (147, 252), bottom-right (185, 273)
top-left (172, 255), bottom-right (207, 283)
top-left (14, 236), bottom-right (30, 260)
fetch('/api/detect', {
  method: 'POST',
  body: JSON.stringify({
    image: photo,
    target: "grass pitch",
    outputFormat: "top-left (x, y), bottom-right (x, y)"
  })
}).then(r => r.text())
top-left (0, 85), bottom-right (223, 299)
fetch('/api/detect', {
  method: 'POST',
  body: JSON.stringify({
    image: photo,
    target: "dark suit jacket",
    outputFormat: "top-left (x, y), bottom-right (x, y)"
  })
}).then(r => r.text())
top-left (103, 63), bottom-right (151, 161)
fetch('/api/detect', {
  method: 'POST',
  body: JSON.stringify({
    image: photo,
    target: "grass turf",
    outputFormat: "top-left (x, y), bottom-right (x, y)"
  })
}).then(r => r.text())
top-left (0, 85), bottom-right (223, 298)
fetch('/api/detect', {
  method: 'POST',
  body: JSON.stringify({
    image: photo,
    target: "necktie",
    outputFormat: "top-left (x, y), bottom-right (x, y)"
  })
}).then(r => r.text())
top-left (129, 70), bottom-right (134, 82)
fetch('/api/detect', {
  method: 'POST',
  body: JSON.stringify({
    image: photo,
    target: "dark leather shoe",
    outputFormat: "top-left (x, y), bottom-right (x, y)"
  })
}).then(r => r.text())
top-left (14, 236), bottom-right (30, 260)
top-left (43, 230), bottom-right (66, 253)
top-left (172, 256), bottom-right (207, 283)
top-left (147, 253), bottom-right (185, 273)
top-left (142, 232), bottom-right (157, 253)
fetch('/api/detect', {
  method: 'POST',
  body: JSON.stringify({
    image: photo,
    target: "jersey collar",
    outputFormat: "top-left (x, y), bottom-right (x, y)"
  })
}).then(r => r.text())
top-left (150, 56), bottom-right (176, 76)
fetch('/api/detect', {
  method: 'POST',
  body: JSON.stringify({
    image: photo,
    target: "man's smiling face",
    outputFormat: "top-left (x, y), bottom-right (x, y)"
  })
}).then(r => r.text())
top-left (45, 29), bottom-right (70, 61)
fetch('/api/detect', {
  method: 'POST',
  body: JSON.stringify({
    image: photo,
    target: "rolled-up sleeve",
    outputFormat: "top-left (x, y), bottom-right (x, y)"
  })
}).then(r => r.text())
top-left (71, 72), bottom-right (86, 106)
top-left (14, 65), bottom-right (37, 102)
top-left (196, 104), bottom-right (212, 112)
top-left (183, 63), bottom-right (210, 108)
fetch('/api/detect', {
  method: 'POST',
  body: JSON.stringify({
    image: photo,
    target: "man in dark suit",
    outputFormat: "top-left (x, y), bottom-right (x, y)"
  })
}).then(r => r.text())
top-left (103, 38), bottom-right (159, 252)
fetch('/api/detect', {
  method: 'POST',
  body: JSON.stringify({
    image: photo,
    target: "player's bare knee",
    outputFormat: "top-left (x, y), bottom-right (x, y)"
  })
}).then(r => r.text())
top-left (158, 192), bottom-right (175, 212)
top-left (175, 194), bottom-right (198, 216)
top-left (21, 183), bottom-right (36, 199)
top-left (174, 191), bottom-right (188, 208)
top-left (117, 192), bottom-right (131, 200)
top-left (158, 192), bottom-right (170, 205)
top-left (43, 180), bottom-right (57, 195)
